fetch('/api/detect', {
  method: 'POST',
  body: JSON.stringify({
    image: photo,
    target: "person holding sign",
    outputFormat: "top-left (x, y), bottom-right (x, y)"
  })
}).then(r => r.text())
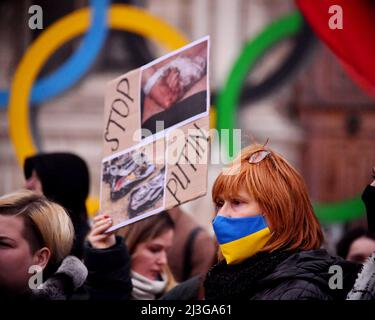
top-left (165, 143), bottom-right (361, 300)
top-left (84, 214), bottom-right (132, 300)
top-left (86, 212), bottom-right (176, 300)
top-left (120, 212), bottom-right (177, 299)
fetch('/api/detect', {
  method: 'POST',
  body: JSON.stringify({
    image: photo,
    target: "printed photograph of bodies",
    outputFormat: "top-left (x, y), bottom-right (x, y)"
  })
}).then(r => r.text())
top-left (101, 137), bottom-right (166, 230)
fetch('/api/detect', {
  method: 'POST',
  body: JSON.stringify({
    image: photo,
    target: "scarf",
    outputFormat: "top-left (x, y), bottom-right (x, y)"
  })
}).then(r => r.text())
top-left (131, 271), bottom-right (167, 300)
top-left (204, 250), bottom-right (295, 300)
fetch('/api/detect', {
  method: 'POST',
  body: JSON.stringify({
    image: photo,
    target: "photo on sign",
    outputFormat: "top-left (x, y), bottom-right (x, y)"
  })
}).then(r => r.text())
top-left (140, 37), bottom-right (209, 135)
top-left (100, 138), bottom-right (166, 227)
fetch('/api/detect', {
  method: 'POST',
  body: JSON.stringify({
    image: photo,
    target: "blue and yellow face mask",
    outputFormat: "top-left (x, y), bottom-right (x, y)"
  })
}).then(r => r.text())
top-left (212, 215), bottom-right (272, 265)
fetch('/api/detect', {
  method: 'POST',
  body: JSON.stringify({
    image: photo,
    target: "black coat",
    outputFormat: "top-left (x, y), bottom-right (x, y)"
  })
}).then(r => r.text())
top-left (204, 249), bottom-right (361, 300)
top-left (161, 275), bottom-right (202, 300)
top-left (362, 185), bottom-right (375, 234)
top-left (83, 236), bottom-right (132, 300)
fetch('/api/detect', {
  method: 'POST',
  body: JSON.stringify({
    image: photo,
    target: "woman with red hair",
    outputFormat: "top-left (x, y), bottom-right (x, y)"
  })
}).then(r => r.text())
top-left (165, 143), bottom-right (361, 300)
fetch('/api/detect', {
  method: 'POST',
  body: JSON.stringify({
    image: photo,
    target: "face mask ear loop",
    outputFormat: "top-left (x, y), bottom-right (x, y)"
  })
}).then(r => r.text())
top-left (261, 213), bottom-right (274, 235)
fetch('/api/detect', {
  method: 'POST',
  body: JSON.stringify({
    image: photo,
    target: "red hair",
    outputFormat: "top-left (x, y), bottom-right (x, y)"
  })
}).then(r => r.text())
top-left (212, 144), bottom-right (323, 252)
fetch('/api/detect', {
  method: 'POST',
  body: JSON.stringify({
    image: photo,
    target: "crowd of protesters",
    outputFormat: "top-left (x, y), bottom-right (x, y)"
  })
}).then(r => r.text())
top-left (1, 145), bottom-right (374, 300)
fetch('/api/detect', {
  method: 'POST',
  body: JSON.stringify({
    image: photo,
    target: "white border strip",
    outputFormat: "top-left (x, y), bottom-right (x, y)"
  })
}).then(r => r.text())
top-left (106, 205), bottom-right (165, 233)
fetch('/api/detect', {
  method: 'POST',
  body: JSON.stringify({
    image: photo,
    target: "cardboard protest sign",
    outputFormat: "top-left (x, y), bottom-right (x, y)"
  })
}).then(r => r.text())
top-left (165, 116), bottom-right (210, 209)
top-left (100, 36), bottom-right (210, 231)
top-left (103, 69), bottom-right (141, 157)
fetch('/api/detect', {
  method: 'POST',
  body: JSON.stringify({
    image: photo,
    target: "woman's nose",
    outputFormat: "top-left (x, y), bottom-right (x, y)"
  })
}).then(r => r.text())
top-left (158, 251), bottom-right (168, 266)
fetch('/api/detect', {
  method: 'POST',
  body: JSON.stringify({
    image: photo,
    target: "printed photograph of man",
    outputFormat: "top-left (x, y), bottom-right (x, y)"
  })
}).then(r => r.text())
top-left (140, 38), bottom-right (208, 135)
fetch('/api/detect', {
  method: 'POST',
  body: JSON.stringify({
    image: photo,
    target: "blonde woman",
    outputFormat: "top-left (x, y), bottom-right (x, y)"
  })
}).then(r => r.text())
top-left (0, 190), bottom-right (87, 299)
top-left (121, 212), bottom-right (176, 299)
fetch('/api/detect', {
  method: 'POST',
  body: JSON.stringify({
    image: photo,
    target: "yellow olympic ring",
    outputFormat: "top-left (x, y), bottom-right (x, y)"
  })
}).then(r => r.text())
top-left (8, 4), bottom-right (188, 215)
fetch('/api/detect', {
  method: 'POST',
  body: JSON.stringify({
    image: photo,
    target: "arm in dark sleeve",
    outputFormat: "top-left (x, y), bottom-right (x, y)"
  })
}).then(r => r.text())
top-left (83, 236), bottom-right (132, 300)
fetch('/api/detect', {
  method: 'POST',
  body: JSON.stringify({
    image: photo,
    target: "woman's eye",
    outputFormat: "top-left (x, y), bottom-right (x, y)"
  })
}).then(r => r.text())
top-left (215, 200), bottom-right (223, 208)
top-left (0, 242), bottom-right (12, 248)
top-left (149, 246), bottom-right (161, 253)
top-left (231, 199), bottom-right (242, 206)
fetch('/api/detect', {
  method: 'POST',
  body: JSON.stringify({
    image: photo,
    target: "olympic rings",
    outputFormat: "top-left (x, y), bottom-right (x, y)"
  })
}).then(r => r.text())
top-left (216, 11), bottom-right (302, 158)
top-left (8, 4), bottom-right (187, 166)
top-left (5, 4), bottom-right (365, 222)
top-left (239, 19), bottom-right (315, 105)
top-left (8, 4), bottom-right (188, 215)
top-left (0, 0), bottom-right (108, 107)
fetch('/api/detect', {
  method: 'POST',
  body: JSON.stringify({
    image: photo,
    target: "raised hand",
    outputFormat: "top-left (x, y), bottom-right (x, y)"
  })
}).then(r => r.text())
top-left (87, 214), bottom-right (116, 249)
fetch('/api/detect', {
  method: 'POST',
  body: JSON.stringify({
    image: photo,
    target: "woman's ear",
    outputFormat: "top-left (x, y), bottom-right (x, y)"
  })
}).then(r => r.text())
top-left (32, 247), bottom-right (51, 269)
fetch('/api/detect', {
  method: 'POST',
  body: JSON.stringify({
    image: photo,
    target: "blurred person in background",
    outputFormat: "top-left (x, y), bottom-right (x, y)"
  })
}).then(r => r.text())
top-left (339, 167), bottom-right (375, 264)
top-left (346, 168), bottom-right (375, 300)
top-left (337, 227), bottom-right (375, 263)
top-left (24, 152), bottom-right (91, 259)
top-left (362, 167), bottom-right (375, 234)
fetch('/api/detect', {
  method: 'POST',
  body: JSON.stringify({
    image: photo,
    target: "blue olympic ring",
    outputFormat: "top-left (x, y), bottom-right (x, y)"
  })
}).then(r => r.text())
top-left (0, 0), bottom-right (108, 108)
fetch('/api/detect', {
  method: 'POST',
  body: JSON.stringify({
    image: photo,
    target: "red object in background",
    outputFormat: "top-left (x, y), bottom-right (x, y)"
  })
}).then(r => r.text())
top-left (296, 0), bottom-right (375, 99)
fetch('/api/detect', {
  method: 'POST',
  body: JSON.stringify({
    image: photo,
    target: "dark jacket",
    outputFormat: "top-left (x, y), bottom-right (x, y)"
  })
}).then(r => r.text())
top-left (24, 153), bottom-right (90, 259)
top-left (161, 275), bottom-right (202, 300)
top-left (204, 249), bottom-right (361, 300)
top-left (83, 236), bottom-right (132, 300)
top-left (347, 251), bottom-right (375, 300)
top-left (362, 185), bottom-right (375, 234)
